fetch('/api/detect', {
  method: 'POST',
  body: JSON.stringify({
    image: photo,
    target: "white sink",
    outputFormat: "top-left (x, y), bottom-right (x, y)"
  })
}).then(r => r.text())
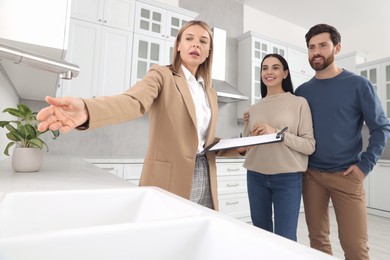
top-left (0, 188), bottom-right (337, 260)
top-left (0, 187), bottom-right (202, 237)
top-left (0, 216), bottom-right (337, 260)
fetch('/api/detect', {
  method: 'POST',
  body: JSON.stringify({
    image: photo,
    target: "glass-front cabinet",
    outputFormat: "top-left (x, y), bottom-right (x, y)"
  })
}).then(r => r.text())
top-left (131, 0), bottom-right (197, 85)
top-left (237, 31), bottom-right (288, 118)
top-left (357, 58), bottom-right (390, 118)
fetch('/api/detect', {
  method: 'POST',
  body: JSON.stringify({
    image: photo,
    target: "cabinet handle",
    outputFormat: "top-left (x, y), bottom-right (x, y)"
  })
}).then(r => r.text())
top-left (102, 167), bottom-right (115, 171)
top-left (103, 20), bottom-right (107, 23)
top-left (226, 183), bottom-right (239, 187)
top-left (227, 168), bottom-right (240, 172)
top-left (379, 164), bottom-right (390, 167)
top-left (98, 19), bottom-right (102, 22)
top-left (226, 201), bottom-right (239, 205)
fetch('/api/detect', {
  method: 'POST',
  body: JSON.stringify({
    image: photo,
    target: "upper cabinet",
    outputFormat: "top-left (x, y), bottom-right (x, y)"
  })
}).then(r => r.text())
top-left (130, 0), bottom-right (197, 85)
top-left (237, 31), bottom-right (288, 118)
top-left (287, 48), bottom-right (314, 90)
top-left (59, 0), bottom-right (135, 98)
top-left (357, 57), bottom-right (390, 117)
top-left (71, 0), bottom-right (135, 31)
top-left (59, 0), bottom-right (197, 97)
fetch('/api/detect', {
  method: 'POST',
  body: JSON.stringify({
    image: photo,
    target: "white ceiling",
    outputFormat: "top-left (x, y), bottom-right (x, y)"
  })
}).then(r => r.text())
top-left (240, 0), bottom-right (389, 31)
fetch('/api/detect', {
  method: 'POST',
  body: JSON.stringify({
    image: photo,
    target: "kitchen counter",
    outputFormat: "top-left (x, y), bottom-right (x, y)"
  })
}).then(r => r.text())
top-left (0, 154), bottom-right (338, 260)
top-left (85, 156), bottom-right (245, 164)
top-left (0, 155), bottom-right (135, 193)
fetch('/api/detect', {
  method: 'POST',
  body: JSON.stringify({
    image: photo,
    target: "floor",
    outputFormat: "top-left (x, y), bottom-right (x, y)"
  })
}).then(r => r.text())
top-left (297, 208), bottom-right (390, 260)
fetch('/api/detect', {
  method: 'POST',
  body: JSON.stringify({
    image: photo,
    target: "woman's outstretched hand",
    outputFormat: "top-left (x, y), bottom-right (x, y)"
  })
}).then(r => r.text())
top-left (37, 96), bottom-right (89, 133)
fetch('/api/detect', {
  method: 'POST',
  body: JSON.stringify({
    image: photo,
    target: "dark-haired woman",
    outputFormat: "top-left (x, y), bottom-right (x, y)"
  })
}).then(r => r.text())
top-left (240, 53), bottom-right (315, 241)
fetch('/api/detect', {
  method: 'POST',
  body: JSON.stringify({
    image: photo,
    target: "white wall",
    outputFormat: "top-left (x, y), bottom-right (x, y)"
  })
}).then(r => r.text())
top-left (243, 5), bottom-right (390, 62)
top-left (342, 15), bottom-right (390, 62)
top-left (243, 5), bottom-right (308, 50)
top-left (0, 70), bottom-right (19, 161)
top-left (155, 0), bottom-right (178, 7)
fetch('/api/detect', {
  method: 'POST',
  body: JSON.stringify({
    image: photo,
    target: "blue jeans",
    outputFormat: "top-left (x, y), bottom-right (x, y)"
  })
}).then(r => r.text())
top-left (247, 170), bottom-right (302, 241)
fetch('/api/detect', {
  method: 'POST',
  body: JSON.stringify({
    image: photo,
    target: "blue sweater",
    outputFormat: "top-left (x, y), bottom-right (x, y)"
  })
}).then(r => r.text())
top-left (295, 70), bottom-right (390, 175)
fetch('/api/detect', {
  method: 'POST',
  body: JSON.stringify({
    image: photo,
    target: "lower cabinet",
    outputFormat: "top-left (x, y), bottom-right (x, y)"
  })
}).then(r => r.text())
top-left (366, 160), bottom-right (390, 218)
top-left (93, 163), bottom-right (124, 178)
top-left (123, 163), bottom-right (143, 186)
top-left (89, 159), bottom-right (143, 186)
top-left (216, 159), bottom-right (251, 223)
top-left (90, 158), bottom-right (251, 222)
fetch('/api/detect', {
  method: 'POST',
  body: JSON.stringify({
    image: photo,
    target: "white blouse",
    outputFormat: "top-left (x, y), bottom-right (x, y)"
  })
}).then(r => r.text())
top-left (181, 65), bottom-right (211, 153)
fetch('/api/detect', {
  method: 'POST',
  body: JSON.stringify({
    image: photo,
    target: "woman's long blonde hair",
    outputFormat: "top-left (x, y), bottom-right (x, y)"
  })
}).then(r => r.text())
top-left (171, 20), bottom-right (214, 88)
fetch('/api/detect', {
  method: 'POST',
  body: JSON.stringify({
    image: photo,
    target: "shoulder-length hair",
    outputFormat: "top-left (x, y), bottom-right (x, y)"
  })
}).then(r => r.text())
top-left (260, 53), bottom-right (294, 98)
top-left (171, 20), bottom-right (214, 88)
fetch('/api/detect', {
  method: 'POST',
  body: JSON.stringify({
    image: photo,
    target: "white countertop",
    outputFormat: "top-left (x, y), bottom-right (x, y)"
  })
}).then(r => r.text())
top-left (0, 155), bottom-right (135, 193)
top-left (0, 154), bottom-right (338, 260)
top-left (85, 156), bottom-right (245, 164)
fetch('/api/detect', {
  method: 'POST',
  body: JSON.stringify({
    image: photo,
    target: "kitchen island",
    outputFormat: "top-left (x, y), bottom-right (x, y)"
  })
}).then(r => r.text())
top-left (0, 155), bottom-right (338, 260)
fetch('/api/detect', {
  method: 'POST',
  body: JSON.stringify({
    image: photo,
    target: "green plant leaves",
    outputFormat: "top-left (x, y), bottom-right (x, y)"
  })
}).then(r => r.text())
top-left (0, 103), bottom-right (60, 156)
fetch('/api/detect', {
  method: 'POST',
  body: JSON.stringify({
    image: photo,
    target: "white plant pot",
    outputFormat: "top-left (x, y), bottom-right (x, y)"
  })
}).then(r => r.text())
top-left (12, 147), bottom-right (43, 172)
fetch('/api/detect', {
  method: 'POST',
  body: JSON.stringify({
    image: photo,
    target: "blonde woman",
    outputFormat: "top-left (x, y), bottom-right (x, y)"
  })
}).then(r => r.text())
top-left (37, 21), bottom-right (220, 209)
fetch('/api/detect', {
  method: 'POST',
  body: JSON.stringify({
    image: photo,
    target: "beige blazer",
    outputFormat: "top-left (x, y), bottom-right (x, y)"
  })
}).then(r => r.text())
top-left (83, 65), bottom-right (220, 210)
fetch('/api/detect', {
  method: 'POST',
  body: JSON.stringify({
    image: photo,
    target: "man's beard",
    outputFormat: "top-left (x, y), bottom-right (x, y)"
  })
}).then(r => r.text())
top-left (309, 54), bottom-right (335, 71)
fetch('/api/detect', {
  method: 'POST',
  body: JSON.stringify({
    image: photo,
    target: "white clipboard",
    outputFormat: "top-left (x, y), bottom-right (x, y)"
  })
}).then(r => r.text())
top-left (203, 127), bottom-right (287, 153)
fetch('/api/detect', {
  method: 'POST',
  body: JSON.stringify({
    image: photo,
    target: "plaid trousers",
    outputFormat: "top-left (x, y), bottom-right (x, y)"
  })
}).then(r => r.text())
top-left (190, 154), bottom-right (212, 209)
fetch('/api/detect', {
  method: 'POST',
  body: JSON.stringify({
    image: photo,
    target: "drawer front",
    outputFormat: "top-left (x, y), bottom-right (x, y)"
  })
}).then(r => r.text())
top-left (94, 163), bottom-right (124, 178)
top-left (218, 193), bottom-right (250, 219)
top-left (217, 162), bottom-right (246, 176)
top-left (218, 175), bottom-right (247, 194)
top-left (123, 164), bottom-right (143, 180)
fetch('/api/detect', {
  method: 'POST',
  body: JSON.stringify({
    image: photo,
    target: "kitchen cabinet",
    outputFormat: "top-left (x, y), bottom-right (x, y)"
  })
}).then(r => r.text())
top-left (287, 47), bottom-right (314, 90)
top-left (59, 17), bottom-right (133, 98)
top-left (71, 0), bottom-right (135, 31)
top-left (123, 163), bottom-right (143, 185)
top-left (366, 161), bottom-right (390, 217)
top-left (88, 158), bottom-right (144, 186)
top-left (217, 159), bottom-right (251, 222)
top-left (335, 51), bottom-right (366, 73)
top-left (357, 57), bottom-right (390, 117)
top-left (88, 158), bottom-right (251, 222)
top-left (93, 163), bottom-right (124, 178)
top-left (130, 0), bottom-right (197, 84)
top-left (237, 31), bottom-right (288, 118)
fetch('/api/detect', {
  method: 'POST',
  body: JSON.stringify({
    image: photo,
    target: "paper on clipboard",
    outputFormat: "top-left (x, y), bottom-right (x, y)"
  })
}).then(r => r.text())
top-left (203, 128), bottom-right (287, 153)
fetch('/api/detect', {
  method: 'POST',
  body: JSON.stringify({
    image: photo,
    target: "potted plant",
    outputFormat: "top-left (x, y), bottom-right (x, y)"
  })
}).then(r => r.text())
top-left (0, 103), bottom-right (60, 172)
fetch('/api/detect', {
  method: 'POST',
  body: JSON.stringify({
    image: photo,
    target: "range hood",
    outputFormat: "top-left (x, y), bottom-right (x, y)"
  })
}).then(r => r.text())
top-left (0, 41), bottom-right (79, 100)
top-left (0, 0), bottom-right (78, 101)
top-left (212, 28), bottom-right (248, 103)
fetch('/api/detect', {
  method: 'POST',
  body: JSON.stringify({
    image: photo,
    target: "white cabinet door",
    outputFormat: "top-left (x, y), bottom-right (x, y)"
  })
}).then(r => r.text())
top-left (357, 64), bottom-right (381, 97)
top-left (288, 48), bottom-right (314, 90)
top-left (71, 0), bottom-right (104, 24)
top-left (71, 0), bottom-right (135, 31)
top-left (381, 62), bottom-right (390, 116)
top-left (130, 33), bottom-right (168, 85)
top-left (217, 161), bottom-right (250, 222)
top-left (357, 59), bottom-right (390, 118)
top-left (369, 162), bottom-right (390, 212)
top-left (97, 26), bottom-right (133, 96)
top-left (60, 19), bottom-right (101, 98)
top-left (131, 1), bottom-right (195, 86)
top-left (219, 193), bottom-right (250, 219)
top-left (123, 164), bottom-right (143, 185)
top-left (237, 32), bottom-right (288, 118)
top-left (94, 163), bottom-right (124, 178)
top-left (134, 1), bottom-right (193, 41)
top-left (60, 19), bottom-right (133, 98)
